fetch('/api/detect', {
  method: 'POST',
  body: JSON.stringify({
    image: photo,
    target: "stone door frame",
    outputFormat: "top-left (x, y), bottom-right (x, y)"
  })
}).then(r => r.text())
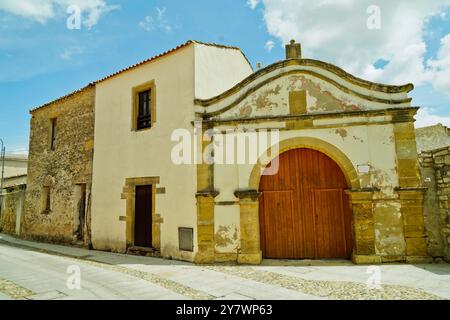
top-left (238, 137), bottom-right (371, 264)
top-left (121, 177), bottom-right (163, 250)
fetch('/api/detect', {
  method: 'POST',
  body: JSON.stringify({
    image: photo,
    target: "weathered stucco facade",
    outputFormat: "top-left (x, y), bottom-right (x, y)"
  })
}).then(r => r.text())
top-left (20, 40), bottom-right (433, 265)
top-left (22, 86), bottom-right (95, 245)
top-left (193, 41), bottom-right (428, 264)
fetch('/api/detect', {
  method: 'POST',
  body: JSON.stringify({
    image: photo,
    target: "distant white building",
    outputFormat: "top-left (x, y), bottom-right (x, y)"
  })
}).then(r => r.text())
top-left (2, 154), bottom-right (28, 188)
top-left (0, 154), bottom-right (27, 235)
top-left (415, 124), bottom-right (450, 153)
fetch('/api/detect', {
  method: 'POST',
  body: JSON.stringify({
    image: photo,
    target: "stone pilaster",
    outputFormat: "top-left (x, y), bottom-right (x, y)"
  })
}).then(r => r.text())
top-left (194, 191), bottom-right (219, 264)
top-left (194, 121), bottom-right (218, 264)
top-left (346, 190), bottom-right (381, 264)
top-left (392, 110), bottom-right (421, 188)
top-left (397, 188), bottom-right (431, 263)
top-left (392, 109), bottom-right (431, 262)
top-left (235, 189), bottom-right (262, 265)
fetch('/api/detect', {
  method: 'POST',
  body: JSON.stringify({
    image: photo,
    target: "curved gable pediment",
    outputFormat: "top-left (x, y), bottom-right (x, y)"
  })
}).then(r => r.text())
top-left (195, 59), bottom-right (413, 120)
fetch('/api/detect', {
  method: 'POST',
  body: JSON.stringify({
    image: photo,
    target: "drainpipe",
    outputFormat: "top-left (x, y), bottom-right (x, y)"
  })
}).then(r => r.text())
top-left (0, 139), bottom-right (5, 218)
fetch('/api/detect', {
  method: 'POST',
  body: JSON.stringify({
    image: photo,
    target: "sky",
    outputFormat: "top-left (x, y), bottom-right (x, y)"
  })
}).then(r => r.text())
top-left (0, 0), bottom-right (449, 154)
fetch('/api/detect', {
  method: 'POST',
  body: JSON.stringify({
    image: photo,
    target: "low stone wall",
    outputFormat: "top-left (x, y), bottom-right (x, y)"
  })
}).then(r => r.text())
top-left (419, 147), bottom-right (450, 261)
top-left (0, 185), bottom-right (26, 235)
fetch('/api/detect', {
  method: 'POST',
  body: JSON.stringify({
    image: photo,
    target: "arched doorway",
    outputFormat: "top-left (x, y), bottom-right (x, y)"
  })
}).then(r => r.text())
top-left (259, 148), bottom-right (353, 259)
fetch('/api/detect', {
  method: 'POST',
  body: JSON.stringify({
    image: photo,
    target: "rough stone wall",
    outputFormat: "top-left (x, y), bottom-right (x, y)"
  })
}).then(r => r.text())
top-left (0, 186), bottom-right (25, 234)
top-left (419, 147), bottom-right (450, 261)
top-left (22, 86), bottom-right (95, 244)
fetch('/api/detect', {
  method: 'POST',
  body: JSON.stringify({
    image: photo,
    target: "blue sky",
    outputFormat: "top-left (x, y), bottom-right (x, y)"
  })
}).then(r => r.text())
top-left (0, 0), bottom-right (449, 153)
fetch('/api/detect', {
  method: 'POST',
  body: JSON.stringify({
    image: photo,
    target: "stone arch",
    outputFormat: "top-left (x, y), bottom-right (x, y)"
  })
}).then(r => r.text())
top-left (248, 136), bottom-right (360, 191)
top-left (235, 136), bottom-right (361, 264)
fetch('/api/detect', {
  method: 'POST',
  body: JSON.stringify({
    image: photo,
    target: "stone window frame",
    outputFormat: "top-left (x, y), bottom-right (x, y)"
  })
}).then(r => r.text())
top-left (121, 177), bottom-right (164, 250)
top-left (131, 80), bottom-right (156, 132)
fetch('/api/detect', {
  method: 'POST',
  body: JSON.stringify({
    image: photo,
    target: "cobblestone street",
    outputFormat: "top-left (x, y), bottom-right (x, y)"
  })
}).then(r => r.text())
top-left (0, 234), bottom-right (448, 300)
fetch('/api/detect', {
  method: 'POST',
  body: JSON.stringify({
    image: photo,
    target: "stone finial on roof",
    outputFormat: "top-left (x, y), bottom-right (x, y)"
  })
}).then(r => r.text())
top-left (285, 39), bottom-right (302, 60)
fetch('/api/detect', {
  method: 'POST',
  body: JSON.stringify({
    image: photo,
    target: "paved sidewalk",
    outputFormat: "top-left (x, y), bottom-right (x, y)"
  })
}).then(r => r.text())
top-left (0, 233), bottom-right (448, 300)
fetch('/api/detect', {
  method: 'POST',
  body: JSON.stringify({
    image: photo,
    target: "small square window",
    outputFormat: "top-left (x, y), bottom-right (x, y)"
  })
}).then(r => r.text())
top-left (178, 227), bottom-right (194, 252)
top-left (137, 89), bottom-right (151, 130)
top-left (132, 81), bottom-right (155, 131)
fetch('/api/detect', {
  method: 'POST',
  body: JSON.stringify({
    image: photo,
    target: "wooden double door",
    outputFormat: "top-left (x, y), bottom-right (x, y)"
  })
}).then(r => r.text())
top-left (259, 148), bottom-right (353, 259)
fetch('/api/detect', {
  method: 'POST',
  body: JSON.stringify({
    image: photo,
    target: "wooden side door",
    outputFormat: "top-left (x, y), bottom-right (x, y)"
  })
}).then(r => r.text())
top-left (260, 190), bottom-right (295, 258)
top-left (134, 185), bottom-right (152, 248)
top-left (312, 189), bottom-right (352, 258)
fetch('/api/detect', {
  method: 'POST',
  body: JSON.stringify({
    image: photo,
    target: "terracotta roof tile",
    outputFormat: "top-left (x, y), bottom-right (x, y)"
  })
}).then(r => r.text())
top-left (30, 40), bottom-right (250, 113)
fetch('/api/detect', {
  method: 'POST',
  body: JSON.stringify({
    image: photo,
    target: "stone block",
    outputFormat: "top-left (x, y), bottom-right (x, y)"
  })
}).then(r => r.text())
top-left (435, 156), bottom-right (444, 164)
top-left (405, 237), bottom-right (428, 256)
top-left (354, 238), bottom-right (376, 255)
top-left (381, 255), bottom-right (405, 263)
top-left (352, 254), bottom-right (382, 264)
top-left (403, 213), bottom-right (425, 227)
top-left (406, 256), bottom-right (433, 264)
top-left (237, 252), bottom-right (262, 265)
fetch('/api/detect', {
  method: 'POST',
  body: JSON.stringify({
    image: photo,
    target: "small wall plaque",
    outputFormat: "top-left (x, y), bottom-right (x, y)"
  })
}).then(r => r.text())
top-left (357, 164), bottom-right (371, 174)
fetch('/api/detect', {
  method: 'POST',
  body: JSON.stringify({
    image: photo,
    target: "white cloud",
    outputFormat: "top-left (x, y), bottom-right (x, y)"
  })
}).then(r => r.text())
top-left (139, 16), bottom-right (154, 31)
top-left (59, 46), bottom-right (83, 60)
top-left (258, 0), bottom-right (450, 87)
top-left (428, 34), bottom-right (450, 96)
top-left (77, 0), bottom-right (119, 29)
top-left (156, 7), bottom-right (166, 20)
top-left (265, 40), bottom-right (274, 52)
top-left (247, 0), bottom-right (260, 10)
top-left (139, 7), bottom-right (171, 32)
top-left (415, 107), bottom-right (450, 128)
top-left (0, 0), bottom-right (54, 23)
top-left (0, 0), bottom-right (118, 27)
top-left (255, 1), bottom-right (450, 129)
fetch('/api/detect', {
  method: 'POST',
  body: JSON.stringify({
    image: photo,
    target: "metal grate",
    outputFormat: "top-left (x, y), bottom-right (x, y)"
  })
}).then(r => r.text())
top-left (178, 227), bottom-right (194, 252)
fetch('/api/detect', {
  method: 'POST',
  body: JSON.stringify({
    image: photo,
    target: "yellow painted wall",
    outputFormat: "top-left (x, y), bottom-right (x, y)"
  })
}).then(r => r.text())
top-left (91, 43), bottom-right (254, 260)
top-left (194, 44), bottom-right (253, 99)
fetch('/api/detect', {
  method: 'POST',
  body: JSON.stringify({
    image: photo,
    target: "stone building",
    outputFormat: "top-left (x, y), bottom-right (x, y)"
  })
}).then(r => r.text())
top-left (0, 154), bottom-right (27, 235)
top-left (417, 124), bottom-right (450, 261)
top-left (22, 85), bottom-right (95, 246)
top-left (416, 124), bottom-right (450, 153)
top-left (23, 40), bottom-right (431, 264)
